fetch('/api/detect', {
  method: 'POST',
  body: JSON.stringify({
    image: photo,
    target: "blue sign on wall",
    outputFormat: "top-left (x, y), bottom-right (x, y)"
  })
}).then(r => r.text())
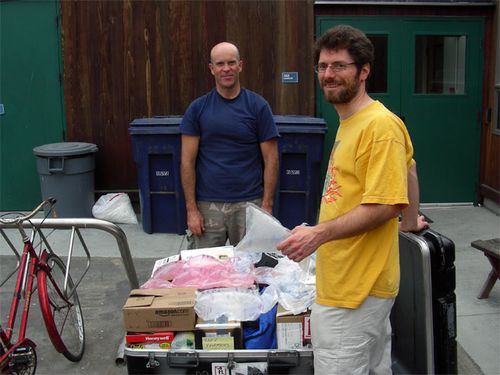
top-left (282, 72), bottom-right (299, 84)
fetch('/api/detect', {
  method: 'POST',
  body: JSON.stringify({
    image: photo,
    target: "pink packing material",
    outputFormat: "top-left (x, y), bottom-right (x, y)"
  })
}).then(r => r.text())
top-left (140, 260), bottom-right (184, 288)
top-left (141, 255), bottom-right (255, 289)
top-left (151, 260), bottom-right (185, 280)
top-left (141, 278), bottom-right (173, 289)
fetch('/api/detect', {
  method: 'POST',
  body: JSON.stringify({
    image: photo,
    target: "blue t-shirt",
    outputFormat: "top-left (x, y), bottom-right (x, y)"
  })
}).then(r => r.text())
top-left (180, 88), bottom-right (279, 201)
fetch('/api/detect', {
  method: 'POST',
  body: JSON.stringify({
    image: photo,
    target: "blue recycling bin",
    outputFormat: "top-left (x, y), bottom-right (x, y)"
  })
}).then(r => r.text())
top-left (129, 116), bottom-right (187, 234)
top-left (274, 115), bottom-right (327, 229)
top-left (129, 115), bottom-right (327, 234)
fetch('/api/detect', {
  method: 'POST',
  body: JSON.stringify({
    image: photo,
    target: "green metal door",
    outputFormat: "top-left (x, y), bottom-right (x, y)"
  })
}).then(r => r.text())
top-left (316, 16), bottom-right (483, 203)
top-left (0, 0), bottom-right (65, 210)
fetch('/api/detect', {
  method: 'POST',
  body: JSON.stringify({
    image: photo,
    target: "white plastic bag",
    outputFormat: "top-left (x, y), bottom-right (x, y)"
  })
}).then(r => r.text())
top-left (92, 193), bottom-right (138, 224)
top-left (195, 287), bottom-right (266, 321)
top-left (235, 203), bottom-right (290, 253)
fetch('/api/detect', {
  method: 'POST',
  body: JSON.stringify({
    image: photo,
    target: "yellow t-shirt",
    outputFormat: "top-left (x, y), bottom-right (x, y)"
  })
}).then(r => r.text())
top-left (317, 100), bottom-right (414, 309)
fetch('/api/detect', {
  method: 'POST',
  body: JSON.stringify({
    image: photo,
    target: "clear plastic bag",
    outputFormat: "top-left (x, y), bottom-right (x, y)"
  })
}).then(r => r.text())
top-left (265, 257), bottom-right (316, 314)
top-left (92, 193), bottom-right (138, 224)
top-left (195, 287), bottom-right (265, 321)
top-left (235, 203), bottom-right (290, 253)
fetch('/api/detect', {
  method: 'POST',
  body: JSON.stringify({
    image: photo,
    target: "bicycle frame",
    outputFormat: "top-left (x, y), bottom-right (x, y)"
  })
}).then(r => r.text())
top-left (0, 224), bottom-right (68, 368)
top-left (1, 199), bottom-right (88, 371)
top-left (0, 233), bottom-right (41, 366)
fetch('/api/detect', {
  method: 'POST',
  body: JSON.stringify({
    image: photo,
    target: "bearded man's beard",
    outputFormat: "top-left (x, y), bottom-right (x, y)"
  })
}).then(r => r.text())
top-left (322, 74), bottom-right (361, 104)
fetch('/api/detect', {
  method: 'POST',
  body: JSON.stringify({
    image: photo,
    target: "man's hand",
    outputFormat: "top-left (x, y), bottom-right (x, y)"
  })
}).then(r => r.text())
top-left (187, 209), bottom-right (205, 236)
top-left (399, 214), bottom-right (429, 233)
top-left (261, 201), bottom-right (273, 215)
top-left (277, 225), bottom-right (321, 262)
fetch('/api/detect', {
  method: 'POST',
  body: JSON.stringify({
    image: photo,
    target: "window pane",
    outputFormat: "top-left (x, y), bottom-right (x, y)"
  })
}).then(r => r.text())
top-left (415, 35), bottom-right (466, 94)
top-left (367, 35), bottom-right (388, 94)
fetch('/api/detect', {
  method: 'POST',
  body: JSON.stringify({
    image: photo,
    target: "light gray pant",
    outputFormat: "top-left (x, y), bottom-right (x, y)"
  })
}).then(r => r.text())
top-left (186, 199), bottom-right (262, 249)
top-left (311, 297), bottom-right (395, 375)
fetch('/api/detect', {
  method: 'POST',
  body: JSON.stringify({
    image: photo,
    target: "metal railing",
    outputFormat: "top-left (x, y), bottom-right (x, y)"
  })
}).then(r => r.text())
top-left (0, 218), bottom-right (139, 289)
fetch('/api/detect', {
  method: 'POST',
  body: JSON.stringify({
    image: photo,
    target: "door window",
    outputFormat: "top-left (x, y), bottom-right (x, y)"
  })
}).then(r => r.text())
top-left (415, 35), bottom-right (466, 94)
top-left (367, 35), bottom-right (388, 94)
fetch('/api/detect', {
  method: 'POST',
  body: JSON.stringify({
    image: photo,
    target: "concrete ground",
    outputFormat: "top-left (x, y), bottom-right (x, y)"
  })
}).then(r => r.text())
top-left (0, 204), bottom-right (499, 374)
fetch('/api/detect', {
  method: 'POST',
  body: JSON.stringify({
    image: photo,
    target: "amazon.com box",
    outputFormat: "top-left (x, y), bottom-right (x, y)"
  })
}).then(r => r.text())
top-left (123, 288), bottom-right (196, 332)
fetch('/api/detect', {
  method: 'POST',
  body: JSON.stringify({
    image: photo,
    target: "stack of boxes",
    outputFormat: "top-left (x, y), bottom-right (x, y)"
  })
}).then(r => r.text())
top-left (122, 249), bottom-right (312, 351)
top-left (122, 288), bottom-right (197, 349)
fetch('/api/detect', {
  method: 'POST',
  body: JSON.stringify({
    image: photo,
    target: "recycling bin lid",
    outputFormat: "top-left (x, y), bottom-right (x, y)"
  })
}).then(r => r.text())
top-left (274, 115), bottom-right (327, 134)
top-left (273, 115), bottom-right (327, 126)
top-left (130, 116), bottom-right (183, 127)
top-left (33, 142), bottom-right (98, 157)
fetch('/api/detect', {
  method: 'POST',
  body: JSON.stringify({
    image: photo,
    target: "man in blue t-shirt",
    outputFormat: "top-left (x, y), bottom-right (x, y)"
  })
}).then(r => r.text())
top-left (180, 42), bottom-right (279, 249)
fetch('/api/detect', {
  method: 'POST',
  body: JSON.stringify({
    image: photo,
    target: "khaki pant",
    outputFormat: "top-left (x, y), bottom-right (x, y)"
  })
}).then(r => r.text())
top-left (186, 199), bottom-right (262, 249)
top-left (311, 297), bottom-right (395, 375)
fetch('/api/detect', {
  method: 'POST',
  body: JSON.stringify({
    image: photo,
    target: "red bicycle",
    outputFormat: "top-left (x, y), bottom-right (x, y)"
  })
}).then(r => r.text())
top-left (0, 198), bottom-right (85, 374)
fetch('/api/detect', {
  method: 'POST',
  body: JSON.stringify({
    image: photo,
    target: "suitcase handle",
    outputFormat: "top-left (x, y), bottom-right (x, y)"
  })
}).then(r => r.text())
top-left (166, 351), bottom-right (199, 368)
top-left (424, 229), bottom-right (447, 271)
top-left (267, 350), bottom-right (300, 368)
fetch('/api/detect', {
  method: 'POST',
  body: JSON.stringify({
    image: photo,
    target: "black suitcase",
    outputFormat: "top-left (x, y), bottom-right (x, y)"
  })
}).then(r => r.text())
top-left (392, 228), bottom-right (457, 375)
top-left (125, 348), bottom-right (314, 374)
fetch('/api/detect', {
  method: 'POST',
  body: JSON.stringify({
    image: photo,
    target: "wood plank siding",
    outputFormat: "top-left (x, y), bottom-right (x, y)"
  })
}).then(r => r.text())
top-left (61, 1), bottom-right (497, 204)
top-left (60, 0), bottom-right (315, 192)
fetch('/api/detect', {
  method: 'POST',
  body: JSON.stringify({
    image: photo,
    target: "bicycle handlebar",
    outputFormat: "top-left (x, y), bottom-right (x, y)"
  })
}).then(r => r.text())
top-left (0, 198), bottom-right (57, 225)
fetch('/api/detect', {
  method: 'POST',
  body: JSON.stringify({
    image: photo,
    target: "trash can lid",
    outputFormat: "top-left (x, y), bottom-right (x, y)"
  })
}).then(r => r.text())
top-left (130, 116), bottom-right (183, 127)
top-left (33, 142), bottom-right (98, 157)
top-left (273, 115), bottom-right (327, 126)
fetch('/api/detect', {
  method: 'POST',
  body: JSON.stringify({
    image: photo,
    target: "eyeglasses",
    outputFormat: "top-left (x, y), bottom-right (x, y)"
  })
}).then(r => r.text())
top-left (314, 62), bottom-right (356, 74)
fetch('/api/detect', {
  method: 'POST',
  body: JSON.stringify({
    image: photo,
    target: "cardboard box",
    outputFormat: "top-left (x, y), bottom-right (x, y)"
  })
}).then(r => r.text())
top-left (194, 318), bottom-right (243, 350)
top-left (123, 288), bottom-right (196, 332)
top-left (276, 305), bottom-right (311, 350)
top-left (125, 331), bottom-right (175, 349)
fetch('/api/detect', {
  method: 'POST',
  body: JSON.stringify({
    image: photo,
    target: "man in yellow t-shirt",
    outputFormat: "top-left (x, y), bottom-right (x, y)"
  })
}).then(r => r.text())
top-left (277, 25), bottom-right (428, 374)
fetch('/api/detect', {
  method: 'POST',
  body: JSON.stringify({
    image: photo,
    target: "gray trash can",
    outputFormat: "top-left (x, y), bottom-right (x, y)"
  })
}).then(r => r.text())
top-left (33, 142), bottom-right (98, 217)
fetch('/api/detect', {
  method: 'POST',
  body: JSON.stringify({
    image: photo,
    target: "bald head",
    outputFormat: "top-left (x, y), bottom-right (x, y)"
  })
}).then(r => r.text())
top-left (208, 42), bottom-right (243, 98)
top-left (210, 42), bottom-right (240, 63)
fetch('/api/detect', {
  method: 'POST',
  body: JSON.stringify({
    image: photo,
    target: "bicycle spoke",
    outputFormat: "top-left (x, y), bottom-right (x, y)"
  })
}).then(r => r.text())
top-left (38, 254), bottom-right (85, 362)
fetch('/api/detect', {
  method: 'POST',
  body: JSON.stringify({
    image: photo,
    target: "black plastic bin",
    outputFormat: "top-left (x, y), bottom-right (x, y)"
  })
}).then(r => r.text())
top-left (129, 116), bottom-right (186, 235)
top-left (273, 115), bottom-right (327, 229)
top-left (33, 142), bottom-right (98, 217)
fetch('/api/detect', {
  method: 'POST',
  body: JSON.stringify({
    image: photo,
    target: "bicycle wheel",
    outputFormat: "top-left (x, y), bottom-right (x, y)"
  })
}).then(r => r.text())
top-left (37, 253), bottom-right (85, 362)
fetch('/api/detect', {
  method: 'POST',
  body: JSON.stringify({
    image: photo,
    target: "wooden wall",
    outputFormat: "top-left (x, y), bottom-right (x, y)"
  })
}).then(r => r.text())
top-left (60, 0), bottom-right (315, 192)
top-left (61, 0), bottom-right (498, 204)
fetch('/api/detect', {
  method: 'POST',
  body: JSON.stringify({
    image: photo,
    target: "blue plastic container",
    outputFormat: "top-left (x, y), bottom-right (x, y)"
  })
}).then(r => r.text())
top-left (274, 115), bottom-right (327, 229)
top-left (129, 115), bottom-right (327, 234)
top-left (129, 116), bottom-right (186, 234)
